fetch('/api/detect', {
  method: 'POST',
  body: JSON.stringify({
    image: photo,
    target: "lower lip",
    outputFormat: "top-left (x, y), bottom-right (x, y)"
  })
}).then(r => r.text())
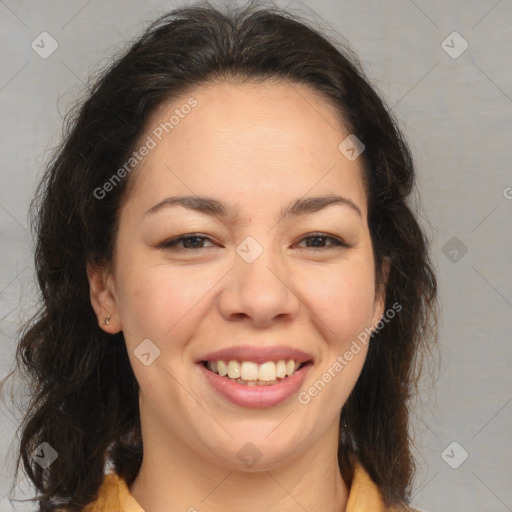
top-left (198, 362), bottom-right (313, 408)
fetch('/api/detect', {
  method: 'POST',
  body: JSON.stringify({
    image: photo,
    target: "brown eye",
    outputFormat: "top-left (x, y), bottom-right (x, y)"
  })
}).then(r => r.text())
top-left (158, 234), bottom-right (215, 251)
top-left (297, 233), bottom-right (349, 250)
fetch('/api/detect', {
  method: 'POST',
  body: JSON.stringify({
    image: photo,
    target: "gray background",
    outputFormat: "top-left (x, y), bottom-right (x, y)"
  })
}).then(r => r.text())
top-left (1, 0), bottom-right (511, 511)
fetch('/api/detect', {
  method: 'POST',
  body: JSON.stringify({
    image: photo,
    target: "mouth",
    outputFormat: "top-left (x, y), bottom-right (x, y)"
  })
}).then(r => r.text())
top-left (199, 359), bottom-right (314, 387)
top-left (197, 358), bottom-right (314, 408)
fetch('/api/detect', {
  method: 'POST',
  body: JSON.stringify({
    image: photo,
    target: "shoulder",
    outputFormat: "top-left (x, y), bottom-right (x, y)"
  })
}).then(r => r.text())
top-left (348, 458), bottom-right (422, 512)
top-left (82, 472), bottom-right (144, 512)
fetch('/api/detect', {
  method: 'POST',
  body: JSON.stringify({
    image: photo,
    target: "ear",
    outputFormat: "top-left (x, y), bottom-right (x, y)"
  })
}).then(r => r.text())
top-left (370, 257), bottom-right (391, 331)
top-left (86, 261), bottom-right (122, 334)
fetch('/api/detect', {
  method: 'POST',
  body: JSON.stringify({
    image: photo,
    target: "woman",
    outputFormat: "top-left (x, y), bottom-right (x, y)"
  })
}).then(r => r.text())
top-left (4, 1), bottom-right (438, 510)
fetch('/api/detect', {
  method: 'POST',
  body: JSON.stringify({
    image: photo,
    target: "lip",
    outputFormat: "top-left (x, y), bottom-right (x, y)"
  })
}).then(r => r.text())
top-left (198, 361), bottom-right (313, 408)
top-left (196, 345), bottom-right (314, 365)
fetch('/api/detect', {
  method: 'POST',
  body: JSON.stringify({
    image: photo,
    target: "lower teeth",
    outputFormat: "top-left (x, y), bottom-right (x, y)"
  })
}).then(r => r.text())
top-left (233, 378), bottom-right (281, 386)
top-left (227, 376), bottom-right (286, 386)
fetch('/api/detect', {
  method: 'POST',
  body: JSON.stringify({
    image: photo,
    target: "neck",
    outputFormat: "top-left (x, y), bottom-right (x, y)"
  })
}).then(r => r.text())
top-left (130, 400), bottom-right (348, 512)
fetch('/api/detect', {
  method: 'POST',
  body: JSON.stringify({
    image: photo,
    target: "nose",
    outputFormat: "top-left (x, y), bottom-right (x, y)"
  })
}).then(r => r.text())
top-left (218, 243), bottom-right (301, 327)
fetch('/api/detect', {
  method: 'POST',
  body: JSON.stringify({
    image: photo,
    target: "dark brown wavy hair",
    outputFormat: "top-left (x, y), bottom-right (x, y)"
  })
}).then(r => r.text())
top-left (1, 1), bottom-right (438, 510)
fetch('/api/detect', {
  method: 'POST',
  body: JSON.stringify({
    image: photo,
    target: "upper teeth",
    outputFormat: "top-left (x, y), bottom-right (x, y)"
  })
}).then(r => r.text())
top-left (207, 360), bottom-right (302, 381)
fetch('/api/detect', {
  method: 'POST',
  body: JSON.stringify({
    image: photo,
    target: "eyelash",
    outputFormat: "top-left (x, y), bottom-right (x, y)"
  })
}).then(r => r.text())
top-left (157, 233), bottom-right (349, 252)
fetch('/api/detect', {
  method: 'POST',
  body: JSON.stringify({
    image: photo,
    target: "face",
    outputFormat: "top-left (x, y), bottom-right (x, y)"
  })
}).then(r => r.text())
top-left (88, 79), bottom-right (385, 471)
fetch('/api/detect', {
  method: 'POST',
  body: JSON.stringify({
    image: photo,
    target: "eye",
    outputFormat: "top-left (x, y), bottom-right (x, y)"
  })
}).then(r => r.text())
top-left (296, 233), bottom-right (349, 250)
top-left (156, 232), bottom-right (349, 253)
top-left (157, 234), bottom-right (215, 252)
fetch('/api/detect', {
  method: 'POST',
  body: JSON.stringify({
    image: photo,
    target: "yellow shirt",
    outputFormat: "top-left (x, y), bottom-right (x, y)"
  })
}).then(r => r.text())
top-left (83, 460), bottom-right (417, 512)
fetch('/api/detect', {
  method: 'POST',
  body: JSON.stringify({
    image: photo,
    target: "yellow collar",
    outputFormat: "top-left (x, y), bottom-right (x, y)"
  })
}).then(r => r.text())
top-left (84, 459), bottom-right (407, 512)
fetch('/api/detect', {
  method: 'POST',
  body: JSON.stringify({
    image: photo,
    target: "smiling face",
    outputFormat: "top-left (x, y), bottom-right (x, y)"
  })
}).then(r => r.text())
top-left (88, 79), bottom-right (386, 471)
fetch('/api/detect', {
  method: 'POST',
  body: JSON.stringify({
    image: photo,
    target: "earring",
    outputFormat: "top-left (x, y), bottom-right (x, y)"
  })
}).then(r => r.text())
top-left (103, 316), bottom-right (111, 325)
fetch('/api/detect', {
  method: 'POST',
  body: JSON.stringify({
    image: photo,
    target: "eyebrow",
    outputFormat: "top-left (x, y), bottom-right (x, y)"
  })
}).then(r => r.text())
top-left (144, 194), bottom-right (363, 220)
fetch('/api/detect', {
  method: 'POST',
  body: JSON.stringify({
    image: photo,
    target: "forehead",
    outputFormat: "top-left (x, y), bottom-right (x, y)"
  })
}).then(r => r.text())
top-left (151, 79), bottom-right (347, 156)
top-left (123, 79), bottom-right (367, 218)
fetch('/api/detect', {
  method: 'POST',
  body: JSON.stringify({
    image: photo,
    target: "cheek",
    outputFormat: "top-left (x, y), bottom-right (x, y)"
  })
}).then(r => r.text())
top-left (298, 259), bottom-right (376, 345)
top-left (114, 258), bottom-right (220, 349)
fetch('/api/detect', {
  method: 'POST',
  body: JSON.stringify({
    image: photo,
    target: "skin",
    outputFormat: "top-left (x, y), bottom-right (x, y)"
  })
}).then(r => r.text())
top-left (87, 79), bottom-right (386, 512)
